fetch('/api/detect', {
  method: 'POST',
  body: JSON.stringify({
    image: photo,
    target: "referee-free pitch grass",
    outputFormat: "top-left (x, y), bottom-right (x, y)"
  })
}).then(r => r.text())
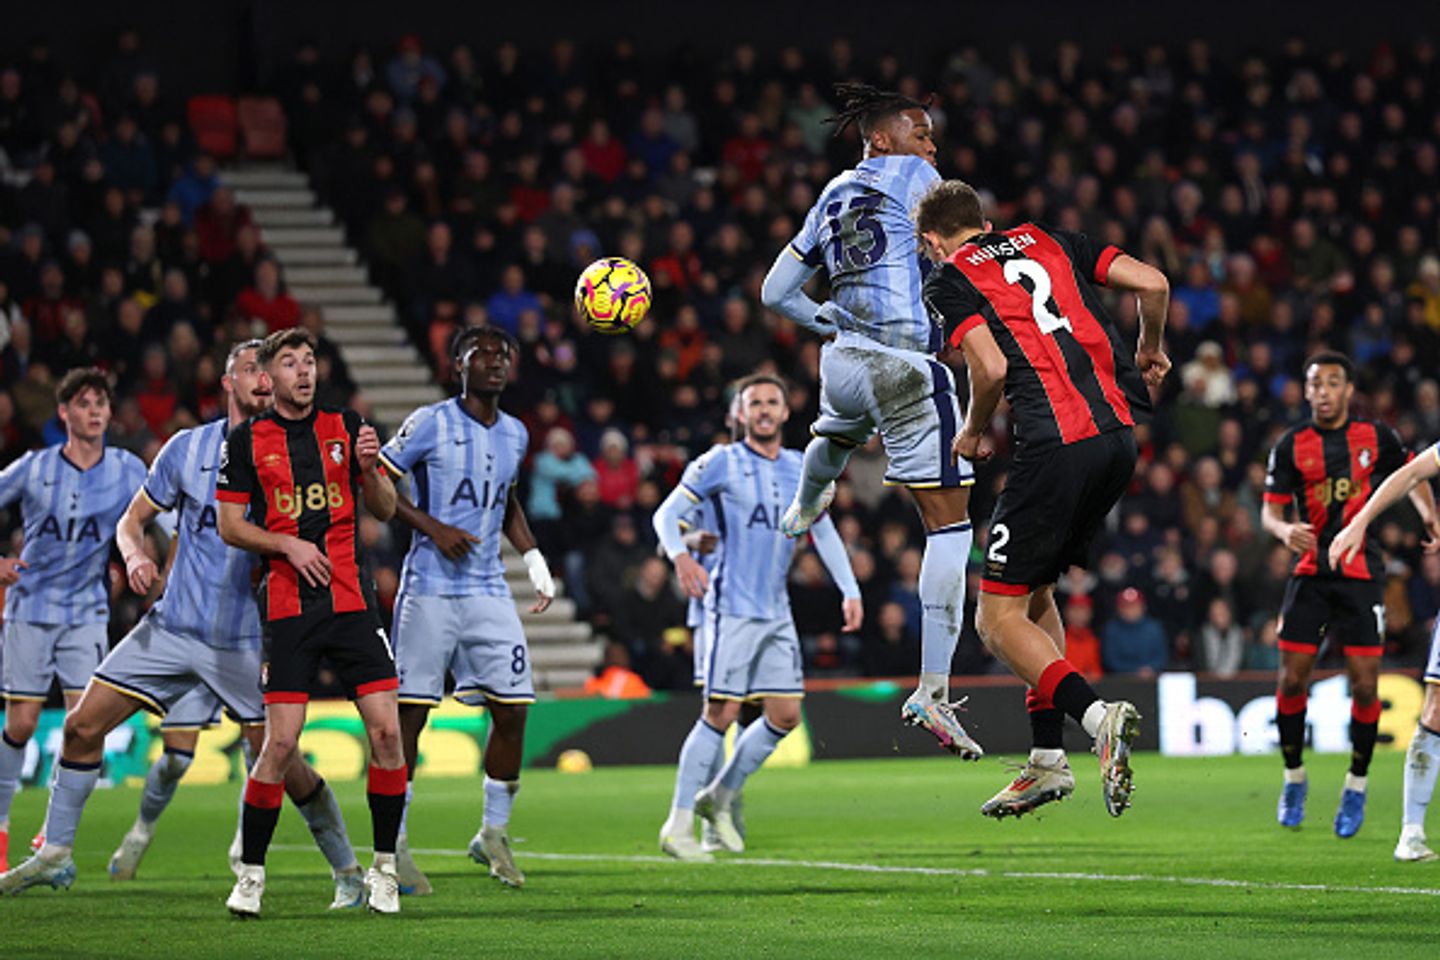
top-left (4, 752), bottom-right (1437, 958)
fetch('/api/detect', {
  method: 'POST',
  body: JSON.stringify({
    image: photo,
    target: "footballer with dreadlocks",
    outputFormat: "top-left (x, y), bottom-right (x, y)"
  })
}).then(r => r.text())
top-left (759, 81), bottom-right (984, 760)
top-left (377, 325), bottom-right (555, 893)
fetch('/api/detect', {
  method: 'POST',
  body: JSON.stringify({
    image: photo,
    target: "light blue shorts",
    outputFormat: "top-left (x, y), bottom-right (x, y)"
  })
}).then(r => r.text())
top-left (92, 615), bottom-right (265, 725)
top-left (813, 333), bottom-right (974, 489)
top-left (393, 592), bottom-right (533, 706)
top-left (701, 610), bottom-right (803, 702)
top-left (161, 685), bottom-right (225, 731)
top-left (2, 620), bottom-right (107, 701)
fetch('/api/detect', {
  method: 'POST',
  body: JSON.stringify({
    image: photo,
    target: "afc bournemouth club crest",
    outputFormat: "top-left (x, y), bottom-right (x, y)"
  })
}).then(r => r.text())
top-left (1359, 448), bottom-right (1373, 469)
top-left (328, 440), bottom-right (346, 465)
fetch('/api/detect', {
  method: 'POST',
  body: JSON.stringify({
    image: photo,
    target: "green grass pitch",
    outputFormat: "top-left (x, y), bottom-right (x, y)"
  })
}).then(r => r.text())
top-left (4, 752), bottom-right (1438, 958)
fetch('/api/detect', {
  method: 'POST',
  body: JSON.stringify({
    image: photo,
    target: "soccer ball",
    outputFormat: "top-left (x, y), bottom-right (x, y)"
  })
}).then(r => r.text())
top-left (575, 257), bottom-right (652, 334)
top-left (556, 749), bottom-right (593, 773)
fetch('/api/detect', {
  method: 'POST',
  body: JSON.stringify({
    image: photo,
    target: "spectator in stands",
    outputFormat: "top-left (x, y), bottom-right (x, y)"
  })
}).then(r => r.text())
top-left (1102, 587), bottom-right (1169, 676)
top-left (195, 186), bottom-right (253, 263)
top-left (386, 35), bottom-right (446, 105)
top-left (236, 259), bottom-right (300, 334)
top-left (485, 264), bottom-right (543, 336)
top-left (592, 429), bottom-right (640, 511)
top-left (528, 425), bottom-right (597, 555)
top-left (860, 601), bottom-right (919, 678)
top-left (1198, 598), bottom-right (1244, 677)
top-left (1062, 594), bottom-right (1103, 680)
top-left (167, 153), bottom-right (218, 224)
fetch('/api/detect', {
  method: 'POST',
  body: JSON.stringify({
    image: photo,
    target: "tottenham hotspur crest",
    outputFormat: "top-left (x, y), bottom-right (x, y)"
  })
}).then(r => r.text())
top-left (328, 440), bottom-right (346, 465)
top-left (1359, 448), bottom-right (1372, 469)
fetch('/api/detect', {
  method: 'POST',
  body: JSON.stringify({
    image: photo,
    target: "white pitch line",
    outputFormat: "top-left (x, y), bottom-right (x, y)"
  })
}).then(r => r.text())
top-left (271, 845), bottom-right (1440, 897)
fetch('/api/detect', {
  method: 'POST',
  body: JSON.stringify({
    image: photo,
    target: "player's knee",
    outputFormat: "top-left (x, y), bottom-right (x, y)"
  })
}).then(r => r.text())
top-left (491, 704), bottom-right (528, 740)
top-left (765, 703), bottom-right (802, 731)
top-left (1350, 682), bottom-right (1379, 706)
top-left (366, 718), bottom-right (402, 757)
top-left (262, 733), bottom-right (300, 766)
top-left (61, 710), bottom-right (105, 752)
top-left (704, 700), bottom-right (739, 729)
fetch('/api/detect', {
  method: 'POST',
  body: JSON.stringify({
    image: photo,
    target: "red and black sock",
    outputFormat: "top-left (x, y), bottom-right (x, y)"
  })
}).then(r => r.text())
top-left (1026, 687), bottom-right (1065, 750)
top-left (1275, 691), bottom-right (1308, 770)
top-left (1036, 661), bottom-right (1100, 727)
top-left (241, 778), bottom-right (285, 866)
top-left (1349, 699), bottom-right (1382, 777)
top-left (367, 764), bottom-right (407, 855)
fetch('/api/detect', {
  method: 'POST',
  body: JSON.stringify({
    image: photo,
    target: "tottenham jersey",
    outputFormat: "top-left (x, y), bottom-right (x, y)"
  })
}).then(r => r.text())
top-left (141, 420), bottom-right (262, 650)
top-left (380, 398), bottom-right (528, 598)
top-left (788, 154), bottom-right (941, 353)
top-left (0, 444), bottom-right (146, 624)
top-left (678, 442), bottom-right (808, 621)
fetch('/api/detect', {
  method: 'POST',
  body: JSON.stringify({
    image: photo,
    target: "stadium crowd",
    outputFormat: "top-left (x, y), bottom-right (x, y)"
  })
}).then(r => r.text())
top-left (2, 31), bottom-right (1440, 689)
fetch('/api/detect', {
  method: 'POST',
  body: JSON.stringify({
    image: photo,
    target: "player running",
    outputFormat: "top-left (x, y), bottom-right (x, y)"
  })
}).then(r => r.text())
top-left (216, 328), bottom-right (405, 916)
top-left (1262, 352), bottom-right (1436, 837)
top-left (1330, 434), bottom-right (1440, 859)
top-left (377, 326), bottom-right (555, 892)
top-left (0, 341), bottom-right (361, 902)
top-left (917, 179), bottom-right (1170, 818)
top-left (759, 82), bottom-right (982, 759)
top-left (653, 374), bottom-right (863, 861)
top-left (0, 368), bottom-right (146, 872)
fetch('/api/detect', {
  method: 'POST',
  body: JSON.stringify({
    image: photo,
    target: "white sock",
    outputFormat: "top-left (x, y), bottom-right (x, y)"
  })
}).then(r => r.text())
top-left (1081, 701), bottom-right (1107, 738)
top-left (398, 782), bottom-right (413, 837)
top-left (1284, 767), bottom-right (1307, 785)
top-left (1344, 773), bottom-right (1368, 794)
top-left (1403, 725), bottom-right (1440, 829)
top-left (796, 436), bottom-right (850, 508)
top-left (482, 776), bottom-right (518, 830)
top-left (0, 733), bottom-right (28, 823)
top-left (717, 719), bottom-right (788, 793)
top-left (919, 522), bottom-right (971, 683)
top-left (667, 719), bottom-right (725, 833)
top-left (1030, 748), bottom-right (1066, 767)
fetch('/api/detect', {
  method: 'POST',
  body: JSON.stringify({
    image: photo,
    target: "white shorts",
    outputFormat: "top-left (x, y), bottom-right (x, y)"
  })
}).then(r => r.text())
top-left (1426, 618), bottom-right (1440, 685)
top-left (2, 620), bottom-right (108, 701)
top-left (394, 592), bottom-right (534, 706)
top-left (92, 615), bottom-right (266, 724)
top-left (814, 333), bottom-right (974, 488)
top-left (161, 685), bottom-right (225, 731)
top-left (701, 611), bottom-right (803, 702)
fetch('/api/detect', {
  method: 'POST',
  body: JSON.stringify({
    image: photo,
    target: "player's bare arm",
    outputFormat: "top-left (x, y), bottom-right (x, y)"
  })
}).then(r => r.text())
top-left (116, 488), bottom-right (164, 595)
top-left (217, 500), bottom-right (333, 588)
top-left (502, 487), bottom-right (554, 613)
top-left (1261, 498), bottom-right (1317, 555)
top-left (952, 322), bottom-right (1007, 463)
top-left (356, 424), bottom-right (397, 521)
top-left (390, 487), bottom-right (479, 560)
top-left (1103, 254), bottom-right (1171, 387)
top-left (1330, 451), bottom-right (1440, 566)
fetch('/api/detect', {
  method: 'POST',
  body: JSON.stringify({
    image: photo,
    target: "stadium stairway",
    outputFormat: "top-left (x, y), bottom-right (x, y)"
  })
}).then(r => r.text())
top-left (220, 165), bottom-right (443, 430)
top-left (221, 165), bottom-right (603, 692)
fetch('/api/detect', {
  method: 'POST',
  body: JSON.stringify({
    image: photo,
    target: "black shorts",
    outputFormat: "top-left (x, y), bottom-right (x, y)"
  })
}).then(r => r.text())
top-left (981, 429), bottom-right (1138, 595)
top-left (1276, 576), bottom-right (1384, 658)
top-left (261, 608), bottom-right (397, 704)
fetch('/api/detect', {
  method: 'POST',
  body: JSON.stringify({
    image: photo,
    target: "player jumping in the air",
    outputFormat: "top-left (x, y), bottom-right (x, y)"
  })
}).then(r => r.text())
top-left (917, 180), bottom-right (1169, 818)
top-left (0, 369), bottom-right (146, 873)
top-left (1262, 352), bottom-right (1436, 837)
top-left (653, 374), bottom-right (862, 861)
top-left (760, 82), bottom-right (981, 758)
top-left (378, 326), bottom-right (555, 893)
top-left (216, 329), bottom-right (404, 916)
top-left (1330, 436), bottom-right (1440, 859)
top-left (0, 341), bottom-right (361, 902)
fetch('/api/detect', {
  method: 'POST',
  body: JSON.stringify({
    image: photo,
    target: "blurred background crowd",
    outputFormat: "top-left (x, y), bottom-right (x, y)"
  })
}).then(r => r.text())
top-left (3, 29), bottom-right (1440, 688)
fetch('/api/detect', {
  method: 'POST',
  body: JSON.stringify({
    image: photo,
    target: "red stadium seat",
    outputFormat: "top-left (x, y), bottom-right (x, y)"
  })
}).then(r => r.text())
top-left (238, 97), bottom-right (288, 160)
top-left (187, 95), bottom-right (238, 159)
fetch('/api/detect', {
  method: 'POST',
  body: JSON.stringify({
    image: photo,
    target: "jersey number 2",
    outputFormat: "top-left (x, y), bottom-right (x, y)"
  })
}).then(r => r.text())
top-left (1003, 259), bottom-right (1072, 335)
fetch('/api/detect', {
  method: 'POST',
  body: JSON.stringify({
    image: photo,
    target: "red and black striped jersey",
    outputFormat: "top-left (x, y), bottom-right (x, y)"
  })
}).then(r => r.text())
top-left (1264, 418), bottom-right (1411, 581)
top-left (216, 406), bottom-right (372, 621)
top-left (923, 224), bottom-right (1152, 451)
